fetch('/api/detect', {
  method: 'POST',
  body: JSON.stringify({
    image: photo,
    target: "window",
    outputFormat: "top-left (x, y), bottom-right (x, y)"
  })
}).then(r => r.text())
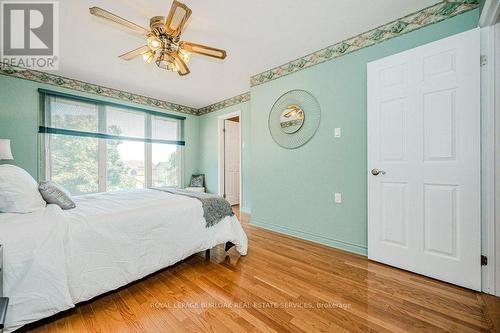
top-left (40, 90), bottom-right (185, 195)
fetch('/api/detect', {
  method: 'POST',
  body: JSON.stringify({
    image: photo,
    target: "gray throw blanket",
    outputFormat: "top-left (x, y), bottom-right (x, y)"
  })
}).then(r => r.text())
top-left (153, 187), bottom-right (234, 228)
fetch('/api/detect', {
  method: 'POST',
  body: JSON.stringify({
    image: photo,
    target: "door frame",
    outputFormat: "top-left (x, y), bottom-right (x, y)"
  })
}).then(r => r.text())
top-left (495, 22), bottom-right (500, 297)
top-left (217, 110), bottom-right (242, 205)
top-left (479, 0), bottom-right (500, 296)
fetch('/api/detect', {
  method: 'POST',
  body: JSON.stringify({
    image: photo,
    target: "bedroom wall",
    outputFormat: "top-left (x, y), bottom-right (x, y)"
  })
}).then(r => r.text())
top-left (249, 9), bottom-right (479, 255)
top-left (0, 74), bottom-right (200, 187)
top-left (198, 101), bottom-right (252, 213)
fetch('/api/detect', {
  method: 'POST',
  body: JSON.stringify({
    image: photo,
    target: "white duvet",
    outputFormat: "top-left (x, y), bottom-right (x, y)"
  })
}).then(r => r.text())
top-left (0, 189), bottom-right (248, 332)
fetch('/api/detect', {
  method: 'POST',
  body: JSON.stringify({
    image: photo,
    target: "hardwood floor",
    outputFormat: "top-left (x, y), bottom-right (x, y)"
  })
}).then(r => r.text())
top-left (22, 206), bottom-right (500, 333)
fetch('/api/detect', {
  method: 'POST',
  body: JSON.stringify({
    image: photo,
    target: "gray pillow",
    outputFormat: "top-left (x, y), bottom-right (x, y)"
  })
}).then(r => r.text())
top-left (38, 181), bottom-right (76, 210)
top-left (190, 174), bottom-right (205, 187)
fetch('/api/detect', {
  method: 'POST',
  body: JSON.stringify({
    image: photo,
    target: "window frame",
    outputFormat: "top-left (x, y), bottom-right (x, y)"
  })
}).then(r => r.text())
top-left (39, 89), bottom-right (185, 194)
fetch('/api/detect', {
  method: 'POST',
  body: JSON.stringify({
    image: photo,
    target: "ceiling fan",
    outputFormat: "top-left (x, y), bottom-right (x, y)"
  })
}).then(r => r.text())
top-left (89, 1), bottom-right (227, 76)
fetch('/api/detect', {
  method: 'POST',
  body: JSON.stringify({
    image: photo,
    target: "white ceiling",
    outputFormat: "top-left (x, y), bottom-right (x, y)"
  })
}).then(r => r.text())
top-left (57, 0), bottom-right (441, 108)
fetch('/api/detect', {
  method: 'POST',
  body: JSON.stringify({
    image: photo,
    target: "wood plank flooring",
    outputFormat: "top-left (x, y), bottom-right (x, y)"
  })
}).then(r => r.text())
top-left (20, 206), bottom-right (500, 332)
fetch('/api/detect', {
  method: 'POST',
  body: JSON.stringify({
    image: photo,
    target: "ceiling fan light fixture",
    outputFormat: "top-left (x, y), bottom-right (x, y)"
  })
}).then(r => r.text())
top-left (89, 1), bottom-right (226, 76)
top-left (172, 52), bottom-right (190, 76)
top-left (178, 48), bottom-right (191, 62)
top-left (147, 35), bottom-right (162, 51)
top-left (142, 50), bottom-right (155, 64)
top-left (156, 51), bottom-right (176, 71)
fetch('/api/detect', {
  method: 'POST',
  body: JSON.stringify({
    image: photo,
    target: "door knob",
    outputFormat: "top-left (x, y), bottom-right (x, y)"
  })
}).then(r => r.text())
top-left (371, 168), bottom-right (386, 176)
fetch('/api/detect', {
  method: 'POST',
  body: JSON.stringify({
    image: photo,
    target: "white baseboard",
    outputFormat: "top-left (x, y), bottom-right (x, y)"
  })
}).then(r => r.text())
top-left (250, 217), bottom-right (367, 256)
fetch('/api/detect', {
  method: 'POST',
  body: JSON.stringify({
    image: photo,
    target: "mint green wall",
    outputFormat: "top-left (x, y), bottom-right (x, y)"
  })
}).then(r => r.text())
top-left (198, 101), bottom-right (251, 213)
top-left (0, 75), bottom-right (200, 186)
top-left (249, 10), bottom-right (479, 255)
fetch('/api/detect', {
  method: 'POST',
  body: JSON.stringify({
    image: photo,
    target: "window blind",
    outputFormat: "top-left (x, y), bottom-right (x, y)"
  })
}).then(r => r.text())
top-left (38, 89), bottom-right (185, 146)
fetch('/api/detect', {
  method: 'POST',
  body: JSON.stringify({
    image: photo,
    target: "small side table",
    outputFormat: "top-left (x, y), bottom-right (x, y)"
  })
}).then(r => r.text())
top-left (0, 297), bottom-right (8, 332)
top-left (0, 245), bottom-right (7, 332)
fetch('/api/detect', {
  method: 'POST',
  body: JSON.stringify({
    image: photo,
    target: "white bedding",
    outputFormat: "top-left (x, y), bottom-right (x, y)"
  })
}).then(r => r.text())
top-left (0, 206), bottom-right (73, 332)
top-left (0, 189), bottom-right (248, 332)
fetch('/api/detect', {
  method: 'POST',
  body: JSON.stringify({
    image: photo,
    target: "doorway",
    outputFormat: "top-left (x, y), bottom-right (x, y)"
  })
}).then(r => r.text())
top-left (218, 111), bottom-right (241, 206)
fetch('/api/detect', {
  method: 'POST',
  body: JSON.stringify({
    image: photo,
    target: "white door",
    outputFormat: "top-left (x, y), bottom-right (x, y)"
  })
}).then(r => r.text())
top-left (367, 29), bottom-right (481, 290)
top-left (224, 120), bottom-right (240, 205)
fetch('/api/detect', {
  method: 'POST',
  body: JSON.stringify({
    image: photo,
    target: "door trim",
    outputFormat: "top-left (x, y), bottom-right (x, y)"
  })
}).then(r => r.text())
top-left (479, 0), bottom-right (500, 27)
top-left (495, 23), bottom-right (500, 298)
top-left (218, 110), bottom-right (242, 205)
top-left (480, 25), bottom-right (498, 296)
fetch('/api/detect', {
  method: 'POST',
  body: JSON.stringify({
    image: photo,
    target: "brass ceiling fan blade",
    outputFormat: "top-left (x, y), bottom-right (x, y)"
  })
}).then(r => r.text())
top-left (119, 45), bottom-right (151, 60)
top-left (164, 1), bottom-right (192, 37)
top-left (179, 42), bottom-right (227, 60)
top-left (89, 7), bottom-right (150, 36)
top-left (172, 52), bottom-right (190, 76)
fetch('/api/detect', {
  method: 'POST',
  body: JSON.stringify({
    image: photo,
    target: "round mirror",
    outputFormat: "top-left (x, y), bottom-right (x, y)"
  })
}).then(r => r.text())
top-left (279, 105), bottom-right (304, 134)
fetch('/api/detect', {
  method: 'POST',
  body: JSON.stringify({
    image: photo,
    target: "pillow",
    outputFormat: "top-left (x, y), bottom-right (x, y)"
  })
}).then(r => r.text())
top-left (39, 181), bottom-right (76, 210)
top-left (190, 174), bottom-right (205, 187)
top-left (0, 164), bottom-right (46, 213)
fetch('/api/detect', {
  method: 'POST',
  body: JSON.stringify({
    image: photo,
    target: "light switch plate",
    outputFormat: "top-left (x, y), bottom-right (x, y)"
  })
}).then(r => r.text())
top-left (335, 193), bottom-right (342, 203)
top-left (334, 128), bottom-right (342, 138)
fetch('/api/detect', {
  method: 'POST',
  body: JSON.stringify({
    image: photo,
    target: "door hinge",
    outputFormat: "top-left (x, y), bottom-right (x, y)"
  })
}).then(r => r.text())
top-left (480, 55), bottom-right (487, 66)
top-left (481, 255), bottom-right (488, 266)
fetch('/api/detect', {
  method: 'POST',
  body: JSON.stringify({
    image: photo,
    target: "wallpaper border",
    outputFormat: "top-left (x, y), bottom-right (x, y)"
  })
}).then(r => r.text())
top-left (197, 92), bottom-right (251, 115)
top-left (250, 0), bottom-right (479, 87)
top-left (0, 64), bottom-right (199, 115)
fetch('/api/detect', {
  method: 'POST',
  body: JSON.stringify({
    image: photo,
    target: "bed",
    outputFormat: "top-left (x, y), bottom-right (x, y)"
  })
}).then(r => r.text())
top-left (0, 189), bottom-right (248, 332)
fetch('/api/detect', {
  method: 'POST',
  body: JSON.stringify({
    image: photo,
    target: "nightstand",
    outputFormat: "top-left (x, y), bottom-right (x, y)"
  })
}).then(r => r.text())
top-left (0, 245), bottom-right (8, 333)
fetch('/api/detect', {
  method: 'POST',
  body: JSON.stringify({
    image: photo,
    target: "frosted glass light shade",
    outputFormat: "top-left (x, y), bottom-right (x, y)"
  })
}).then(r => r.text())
top-left (0, 139), bottom-right (13, 160)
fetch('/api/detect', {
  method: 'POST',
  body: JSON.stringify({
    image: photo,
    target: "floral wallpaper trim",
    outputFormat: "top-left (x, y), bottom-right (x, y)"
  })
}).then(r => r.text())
top-left (250, 0), bottom-right (479, 87)
top-left (0, 64), bottom-right (199, 115)
top-left (197, 92), bottom-right (251, 115)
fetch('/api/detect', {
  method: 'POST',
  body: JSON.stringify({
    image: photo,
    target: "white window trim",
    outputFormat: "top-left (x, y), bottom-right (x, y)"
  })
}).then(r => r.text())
top-left (97, 104), bottom-right (107, 192)
top-left (176, 120), bottom-right (183, 188)
top-left (145, 114), bottom-right (152, 188)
